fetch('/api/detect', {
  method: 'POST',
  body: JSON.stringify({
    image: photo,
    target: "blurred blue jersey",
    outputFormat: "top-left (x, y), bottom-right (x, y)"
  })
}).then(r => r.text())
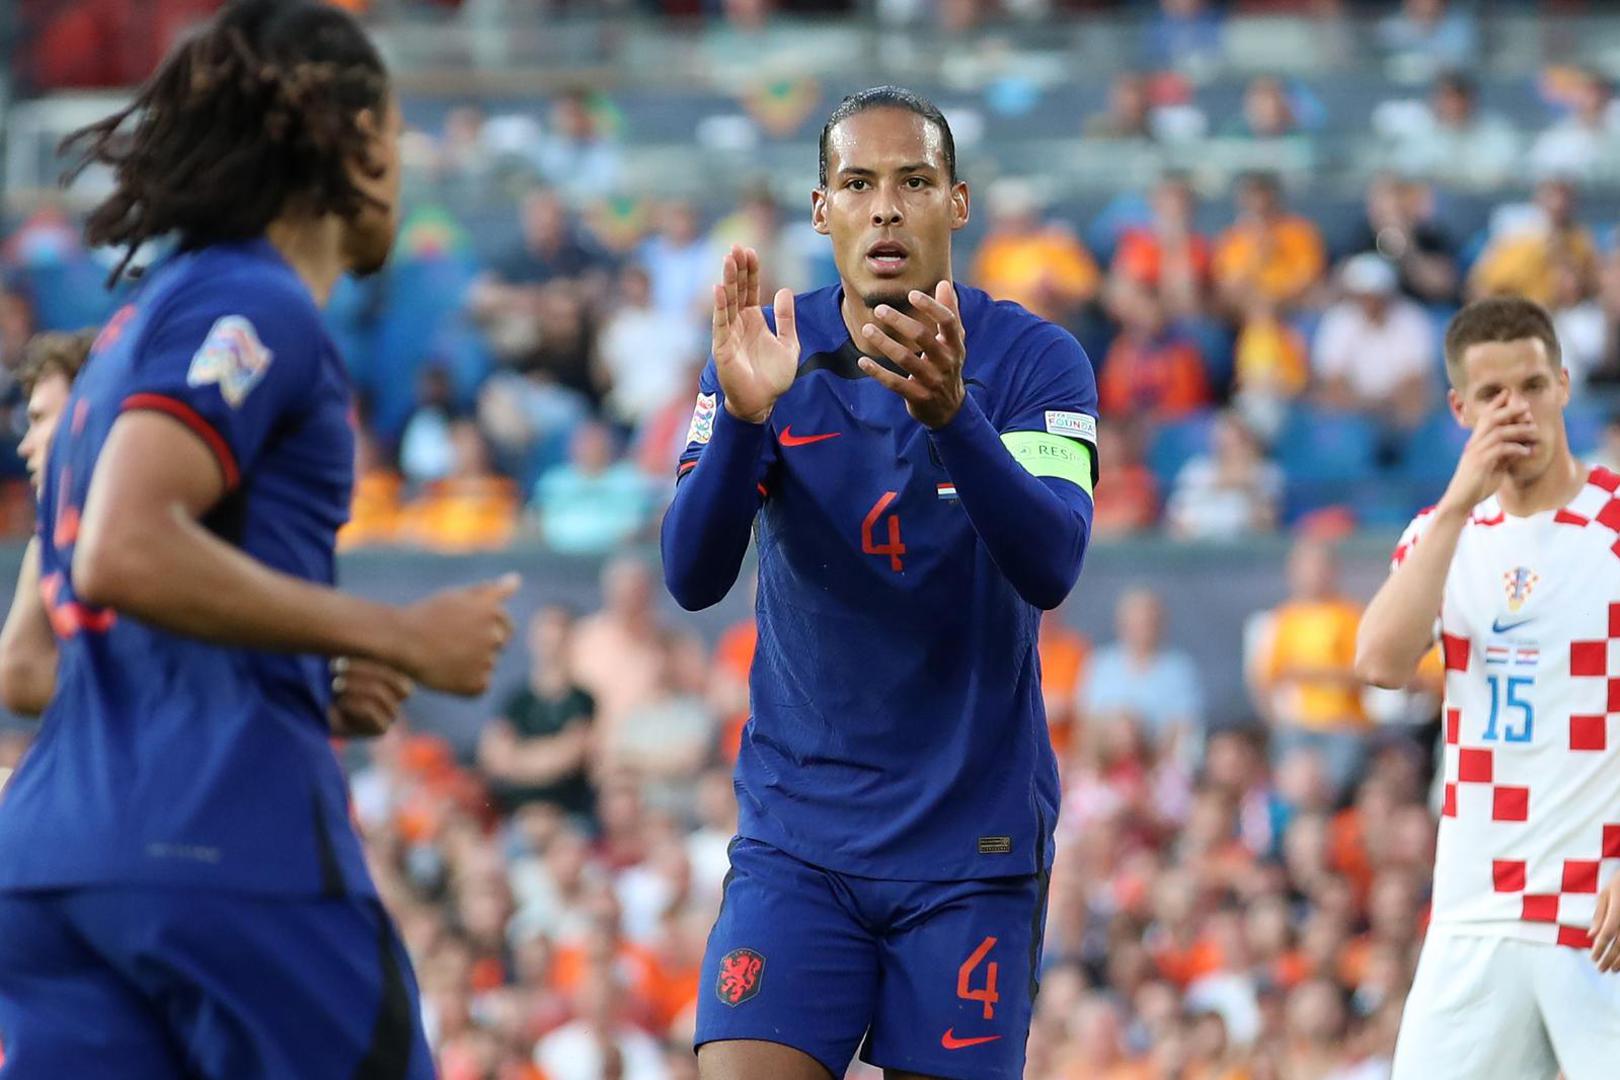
top-left (671, 283), bottom-right (1098, 881)
top-left (0, 238), bottom-right (370, 898)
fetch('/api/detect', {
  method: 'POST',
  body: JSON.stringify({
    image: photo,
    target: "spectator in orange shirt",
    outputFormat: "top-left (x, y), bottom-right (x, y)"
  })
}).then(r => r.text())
top-left (709, 602), bottom-right (756, 764)
top-left (1100, 285), bottom-right (1211, 421)
top-left (971, 179), bottom-right (1100, 326)
top-left (1468, 177), bottom-right (1599, 309)
top-left (1040, 605), bottom-right (1091, 760)
top-left (1252, 537), bottom-right (1369, 800)
top-left (1091, 419), bottom-right (1161, 537)
top-left (399, 420), bottom-right (520, 552)
top-left (1214, 171), bottom-right (1326, 314)
top-left (1110, 171), bottom-right (1212, 321)
top-left (340, 427), bottom-right (404, 549)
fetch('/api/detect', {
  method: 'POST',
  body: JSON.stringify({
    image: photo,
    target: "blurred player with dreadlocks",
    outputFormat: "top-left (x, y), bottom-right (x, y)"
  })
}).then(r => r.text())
top-left (0, 3), bottom-right (517, 1077)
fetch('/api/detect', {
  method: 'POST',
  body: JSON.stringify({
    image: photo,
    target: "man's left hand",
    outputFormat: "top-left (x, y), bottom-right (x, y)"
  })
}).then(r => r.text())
top-left (328, 656), bottom-right (415, 738)
top-left (857, 280), bottom-right (967, 430)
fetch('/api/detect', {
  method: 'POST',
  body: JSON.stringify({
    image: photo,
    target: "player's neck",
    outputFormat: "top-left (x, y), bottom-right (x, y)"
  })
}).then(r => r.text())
top-left (837, 279), bottom-right (954, 351)
top-left (838, 290), bottom-right (880, 350)
top-left (265, 215), bottom-right (347, 307)
top-left (1496, 447), bottom-right (1586, 518)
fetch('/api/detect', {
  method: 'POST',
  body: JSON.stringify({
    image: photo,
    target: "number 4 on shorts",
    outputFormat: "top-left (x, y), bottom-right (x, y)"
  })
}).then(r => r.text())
top-left (957, 935), bottom-right (999, 1020)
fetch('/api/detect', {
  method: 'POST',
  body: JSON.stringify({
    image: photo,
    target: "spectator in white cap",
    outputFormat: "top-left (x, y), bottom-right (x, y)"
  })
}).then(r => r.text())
top-left (1311, 252), bottom-right (1437, 429)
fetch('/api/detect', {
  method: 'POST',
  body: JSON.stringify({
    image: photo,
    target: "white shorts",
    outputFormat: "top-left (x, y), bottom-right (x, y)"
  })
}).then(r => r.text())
top-left (1393, 928), bottom-right (1620, 1080)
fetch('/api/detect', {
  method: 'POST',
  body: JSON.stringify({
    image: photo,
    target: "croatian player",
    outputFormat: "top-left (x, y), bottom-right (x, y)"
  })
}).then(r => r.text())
top-left (663, 87), bottom-right (1099, 1080)
top-left (1358, 297), bottom-right (1620, 1078)
top-left (0, 3), bottom-right (515, 1077)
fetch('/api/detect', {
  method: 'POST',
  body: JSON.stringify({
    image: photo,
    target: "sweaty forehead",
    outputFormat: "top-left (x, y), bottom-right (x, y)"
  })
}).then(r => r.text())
top-left (826, 108), bottom-right (945, 176)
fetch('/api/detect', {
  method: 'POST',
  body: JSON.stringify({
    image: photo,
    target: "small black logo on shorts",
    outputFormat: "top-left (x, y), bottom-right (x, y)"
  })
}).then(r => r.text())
top-left (978, 836), bottom-right (1013, 855)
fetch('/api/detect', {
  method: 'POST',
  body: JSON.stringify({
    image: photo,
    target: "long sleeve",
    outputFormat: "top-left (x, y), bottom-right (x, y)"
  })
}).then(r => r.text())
top-left (660, 403), bottom-right (768, 611)
top-left (929, 392), bottom-right (1094, 610)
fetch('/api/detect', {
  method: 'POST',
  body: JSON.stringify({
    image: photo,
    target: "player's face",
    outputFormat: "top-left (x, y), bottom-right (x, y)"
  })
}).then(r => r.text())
top-left (1450, 337), bottom-right (1570, 484)
top-left (812, 108), bottom-right (969, 314)
top-left (19, 373), bottom-right (70, 493)
top-left (343, 94), bottom-right (404, 277)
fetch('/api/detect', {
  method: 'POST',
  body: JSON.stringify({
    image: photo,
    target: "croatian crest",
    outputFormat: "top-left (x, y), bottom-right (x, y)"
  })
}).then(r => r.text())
top-left (1502, 566), bottom-right (1539, 613)
top-left (187, 315), bottom-right (273, 408)
top-left (716, 947), bottom-right (764, 1006)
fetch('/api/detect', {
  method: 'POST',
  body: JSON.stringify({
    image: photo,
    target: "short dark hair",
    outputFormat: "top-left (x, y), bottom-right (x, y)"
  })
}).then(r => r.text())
top-left (16, 329), bottom-right (96, 395)
top-left (1443, 296), bottom-right (1562, 387)
top-left (818, 86), bottom-right (956, 188)
top-left (62, 0), bottom-right (390, 284)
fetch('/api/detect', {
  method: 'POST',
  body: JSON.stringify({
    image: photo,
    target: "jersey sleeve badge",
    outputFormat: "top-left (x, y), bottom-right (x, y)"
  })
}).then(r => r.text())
top-left (187, 315), bottom-right (273, 408)
top-left (687, 391), bottom-right (718, 446)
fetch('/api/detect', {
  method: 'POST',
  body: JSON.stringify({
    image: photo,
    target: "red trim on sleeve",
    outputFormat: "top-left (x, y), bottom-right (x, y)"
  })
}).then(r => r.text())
top-left (120, 393), bottom-right (240, 490)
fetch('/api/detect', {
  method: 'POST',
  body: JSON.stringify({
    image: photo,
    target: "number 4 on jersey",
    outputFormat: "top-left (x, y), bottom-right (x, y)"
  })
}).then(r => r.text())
top-left (861, 491), bottom-right (906, 572)
top-left (957, 935), bottom-right (999, 1020)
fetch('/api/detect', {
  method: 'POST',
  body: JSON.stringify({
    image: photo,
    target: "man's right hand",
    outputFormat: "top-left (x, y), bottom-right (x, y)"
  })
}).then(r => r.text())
top-left (1438, 391), bottom-right (1536, 517)
top-left (712, 245), bottom-right (799, 424)
top-left (395, 574), bottom-right (520, 696)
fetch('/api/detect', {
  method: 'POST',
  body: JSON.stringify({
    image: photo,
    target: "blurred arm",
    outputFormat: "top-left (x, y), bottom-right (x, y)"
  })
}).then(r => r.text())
top-left (0, 539), bottom-right (57, 716)
top-left (1356, 506), bottom-right (1465, 689)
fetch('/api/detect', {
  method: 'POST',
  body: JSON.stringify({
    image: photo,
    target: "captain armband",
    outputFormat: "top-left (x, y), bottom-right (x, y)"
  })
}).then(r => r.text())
top-left (1000, 431), bottom-right (1096, 494)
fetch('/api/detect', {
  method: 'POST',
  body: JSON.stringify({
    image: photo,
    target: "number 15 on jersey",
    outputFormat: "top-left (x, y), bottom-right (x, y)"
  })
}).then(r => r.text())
top-left (1483, 674), bottom-right (1534, 744)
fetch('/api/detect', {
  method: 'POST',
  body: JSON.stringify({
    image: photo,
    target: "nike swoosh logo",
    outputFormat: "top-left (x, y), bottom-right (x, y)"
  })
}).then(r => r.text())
top-left (1492, 617), bottom-right (1533, 633)
top-left (779, 426), bottom-right (841, 447)
top-left (940, 1029), bottom-right (1002, 1050)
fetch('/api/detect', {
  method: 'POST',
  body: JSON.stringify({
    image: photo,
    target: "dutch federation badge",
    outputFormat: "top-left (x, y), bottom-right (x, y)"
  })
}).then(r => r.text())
top-left (187, 315), bottom-right (273, 408)
top-left (687, 391), bottom-right (718, 446)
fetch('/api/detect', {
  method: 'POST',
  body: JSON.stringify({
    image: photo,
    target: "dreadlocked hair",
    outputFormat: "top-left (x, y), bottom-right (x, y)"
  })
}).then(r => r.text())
top-left (62, 0), bottom-right (390, 284)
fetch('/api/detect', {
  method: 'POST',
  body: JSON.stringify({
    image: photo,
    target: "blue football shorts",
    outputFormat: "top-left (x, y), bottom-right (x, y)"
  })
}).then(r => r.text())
top-left (694, 836), bottom-right (1050, 1080)
top-left (0, 886), bottom-right (431, 1079)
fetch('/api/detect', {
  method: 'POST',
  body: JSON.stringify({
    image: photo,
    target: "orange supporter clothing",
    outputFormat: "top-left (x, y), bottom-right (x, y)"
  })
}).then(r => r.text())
top-left (1099, 332), bottom-right (1210, 420)
top-left (1234, 312), bottom-right (1310, 397)
top-left (398, 476), bottom-right (518, 552)
top-left (1112, 228), bottom-right (1212, 291)
top-left (550, 940), bottom-right (662, 1020)
top-left (1152, 935), bottom-right (1223, 988)
top-left (1092, 462), bottom-right (1160, 535)
top-left (1259, 598), bottom-right (1367, 731)
top-left (713, 621), bottom-right (757, 763)
top-left (339, 468), bottom-right (404, 549)
top-left (972, 229), bottom-right (1100, 322)
top-left (1039, 624), bottom-right (1090, 760)
top-left (1469, 227), bottom-right (1598, 309)
top-left (1214, 216), bottom-right (1326, 306)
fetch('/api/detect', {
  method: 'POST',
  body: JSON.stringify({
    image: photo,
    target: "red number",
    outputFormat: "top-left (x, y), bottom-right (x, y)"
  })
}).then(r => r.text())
top-left (956, 935), bottom-right (1000, 1020)
top-left (860, 491), bottom-right (906, 572)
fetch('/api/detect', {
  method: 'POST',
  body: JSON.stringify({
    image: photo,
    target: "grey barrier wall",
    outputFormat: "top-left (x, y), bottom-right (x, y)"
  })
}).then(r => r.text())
top-left (0, 534), bottom-right (1398, 752)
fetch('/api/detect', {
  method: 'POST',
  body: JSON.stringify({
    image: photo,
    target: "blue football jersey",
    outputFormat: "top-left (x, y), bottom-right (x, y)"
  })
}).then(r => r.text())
top-left (0, 239), bottom-right (370, 897)
top-left (675, 283), bottom-right (1098, 881)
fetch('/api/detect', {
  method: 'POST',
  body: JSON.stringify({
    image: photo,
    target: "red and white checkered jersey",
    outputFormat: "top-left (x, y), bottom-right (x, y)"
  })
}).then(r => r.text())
top-left (1393, 466), bottom-right (1620, 949)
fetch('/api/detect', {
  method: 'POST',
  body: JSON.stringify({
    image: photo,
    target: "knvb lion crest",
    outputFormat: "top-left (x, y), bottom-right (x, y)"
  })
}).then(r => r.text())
top-left (716, 947), bottom-right (765, 1007)
top-left (1502, 566), bottom-right (1540, 613)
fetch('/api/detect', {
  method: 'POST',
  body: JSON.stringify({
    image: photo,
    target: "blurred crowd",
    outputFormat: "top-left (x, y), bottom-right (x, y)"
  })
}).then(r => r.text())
top-left (327, 530), bottom-right (1437, 1080)
top-left (12, 76), bottom-right (1620, 550)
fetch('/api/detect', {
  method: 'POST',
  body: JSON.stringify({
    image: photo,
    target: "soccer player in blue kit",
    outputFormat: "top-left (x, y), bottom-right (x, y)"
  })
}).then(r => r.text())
top-left (0, 3), bottom-right (516, 1077)
top-left (663, 87), bottom-right (1100, 1080)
